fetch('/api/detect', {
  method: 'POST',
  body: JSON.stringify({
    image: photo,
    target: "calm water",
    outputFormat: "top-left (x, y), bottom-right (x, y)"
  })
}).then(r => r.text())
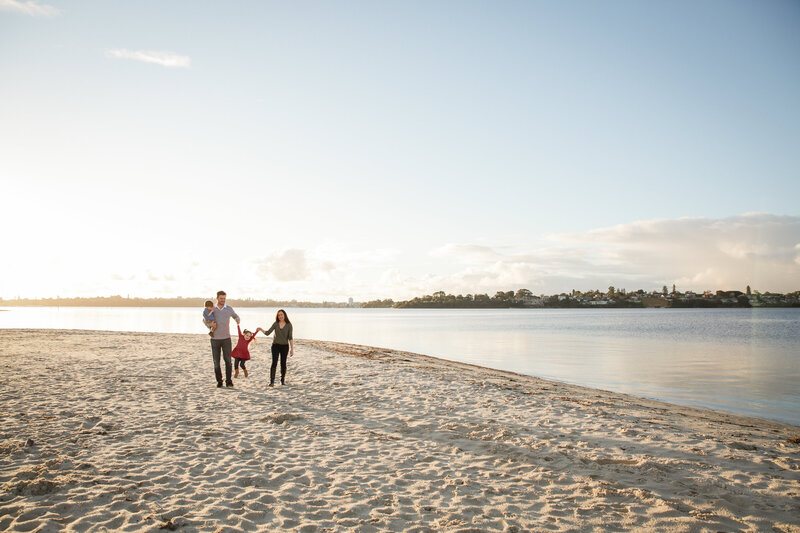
top-left (2, 307), bottom-right (798, 425)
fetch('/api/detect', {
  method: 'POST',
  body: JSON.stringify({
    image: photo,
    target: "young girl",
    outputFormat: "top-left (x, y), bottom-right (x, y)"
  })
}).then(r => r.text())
top-left (231, 325), bottom-right (259, 378)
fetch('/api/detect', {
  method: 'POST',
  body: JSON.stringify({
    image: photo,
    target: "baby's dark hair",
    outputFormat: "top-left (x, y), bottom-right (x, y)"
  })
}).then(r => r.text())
top-left (204, 300), bottom-right (213, 307)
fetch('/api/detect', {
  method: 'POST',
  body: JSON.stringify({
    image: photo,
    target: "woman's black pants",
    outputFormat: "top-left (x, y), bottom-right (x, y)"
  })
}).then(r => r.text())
top-left (270, 343), bottom-right (289, 384)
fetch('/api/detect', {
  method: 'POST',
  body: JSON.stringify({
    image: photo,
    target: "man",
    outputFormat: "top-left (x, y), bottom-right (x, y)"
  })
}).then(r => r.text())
top-left (210, 290), bottom-right (240, 388)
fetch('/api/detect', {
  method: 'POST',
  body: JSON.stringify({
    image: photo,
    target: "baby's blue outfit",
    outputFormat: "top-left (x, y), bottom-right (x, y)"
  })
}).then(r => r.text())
top-left (203, 308), bottom-right (216, 327)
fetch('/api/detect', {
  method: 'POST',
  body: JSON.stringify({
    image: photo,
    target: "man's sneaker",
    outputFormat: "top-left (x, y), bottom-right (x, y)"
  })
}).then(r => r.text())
top-left (280, 379), bottom-right (285, 385)
top-left (268, 382), bottom-right (274, 387)
top-left (217, 383), bottom-right (223, 388)
top-left (226, 382), bottom-right (234, 388)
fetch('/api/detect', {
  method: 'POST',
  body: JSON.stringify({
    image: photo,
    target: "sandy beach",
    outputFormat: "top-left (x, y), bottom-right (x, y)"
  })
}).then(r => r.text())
top-left (0, 329), bottom-right (798, 532)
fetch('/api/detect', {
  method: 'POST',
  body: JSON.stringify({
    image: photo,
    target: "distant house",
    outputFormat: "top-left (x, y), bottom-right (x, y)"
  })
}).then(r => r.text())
top-left (517, 294), bottom-right (544, 307)
top-left (760, 292), bottom-right (788, 305)
top-left (716, 290), bottom-right (744, 299)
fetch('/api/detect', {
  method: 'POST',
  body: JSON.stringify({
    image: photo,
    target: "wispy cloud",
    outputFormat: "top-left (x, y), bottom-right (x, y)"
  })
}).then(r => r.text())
top-left (0, 0), bottom-right (59, 16)
top-left (105, 48), bottom-right (191, 69)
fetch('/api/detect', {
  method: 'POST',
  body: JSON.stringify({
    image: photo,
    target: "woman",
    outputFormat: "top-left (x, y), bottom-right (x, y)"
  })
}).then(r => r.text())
top-left (262, 309), bottom-right (294, 386)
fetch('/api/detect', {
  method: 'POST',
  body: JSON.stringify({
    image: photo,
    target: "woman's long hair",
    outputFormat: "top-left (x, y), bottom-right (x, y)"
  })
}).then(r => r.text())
top-left (276, 309), bottom-right (291, 324)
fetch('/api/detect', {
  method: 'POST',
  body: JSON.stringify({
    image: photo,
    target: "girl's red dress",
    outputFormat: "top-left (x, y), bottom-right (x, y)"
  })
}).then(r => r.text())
top-left (231, 325), bottom-right (256, 361)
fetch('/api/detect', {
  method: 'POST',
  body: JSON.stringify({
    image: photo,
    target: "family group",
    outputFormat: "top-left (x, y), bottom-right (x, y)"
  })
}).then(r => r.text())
top-left (202, 290), bottom-right (294, 388)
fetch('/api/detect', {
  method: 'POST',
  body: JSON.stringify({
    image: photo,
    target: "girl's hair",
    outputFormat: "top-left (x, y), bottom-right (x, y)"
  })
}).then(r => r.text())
top-left (276, 309), bottom-right (291, 324)
top-left (243, 329), bottom-right (252, 336)
top-left (204, 300), bottom-right (213, 307)
top-left (244, 329), bottom-right (257, 344)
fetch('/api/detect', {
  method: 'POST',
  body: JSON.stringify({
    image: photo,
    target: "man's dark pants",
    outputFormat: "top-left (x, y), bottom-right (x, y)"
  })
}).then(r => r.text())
top-left (210, 338), bottom-right (233, 385)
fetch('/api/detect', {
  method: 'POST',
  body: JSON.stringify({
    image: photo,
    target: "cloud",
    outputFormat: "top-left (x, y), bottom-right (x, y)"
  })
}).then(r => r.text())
top-left (255, 249), bottom-right (309, 282)
top-left (389, 213), bottom-right (800, 297)
top-left (0, 0), bottom-right (59, 16)
top-left (37, 214), bottom-right (795, 301)
top-left (105, 48), bottom-right (191, 69)
top-left (246, 245), bottom-right (404, 300)
top-left (553, 213), bottom-right (800, 277)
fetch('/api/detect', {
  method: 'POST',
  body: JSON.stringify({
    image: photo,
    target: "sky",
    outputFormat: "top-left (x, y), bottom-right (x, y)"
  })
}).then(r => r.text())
top-left (1, 0), bottom-right (799, 301)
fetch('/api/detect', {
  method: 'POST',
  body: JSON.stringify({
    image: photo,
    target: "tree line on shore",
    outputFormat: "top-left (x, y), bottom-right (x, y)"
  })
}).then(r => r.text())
top-left (364, 286), bottom-right (800, 308)
top-left (364, 290), bottom-right (533, 308)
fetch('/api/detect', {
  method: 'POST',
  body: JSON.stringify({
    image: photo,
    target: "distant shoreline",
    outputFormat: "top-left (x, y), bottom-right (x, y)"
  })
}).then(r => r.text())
top-left (2, 302), bottom-right (799, 309)
top-left (3, 288), bottom-right (798, 309)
